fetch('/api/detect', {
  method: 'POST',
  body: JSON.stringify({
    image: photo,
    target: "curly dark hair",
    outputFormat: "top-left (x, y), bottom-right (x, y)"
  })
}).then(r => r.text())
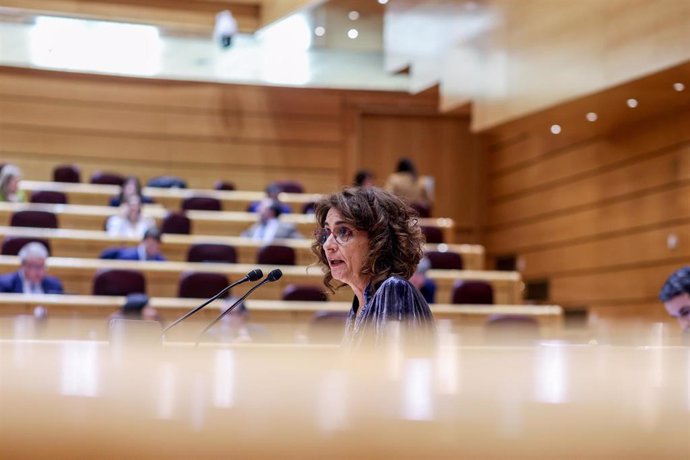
top-left (311, 187), bottom-right (425, 293)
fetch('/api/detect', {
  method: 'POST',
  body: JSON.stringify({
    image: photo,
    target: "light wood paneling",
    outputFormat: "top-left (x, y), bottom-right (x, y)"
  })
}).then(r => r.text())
top-left (488, 145), bottom-right (690, 227)
top-left (520, 224), bottom-right (690, 279)
top-left (487, 182), bottom-right (690, 254)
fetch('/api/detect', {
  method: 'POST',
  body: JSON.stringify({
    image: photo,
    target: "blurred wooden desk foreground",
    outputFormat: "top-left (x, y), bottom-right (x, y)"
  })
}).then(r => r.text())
top-left (0, 340), bottom-right (688, 459)
top-left (0, 225), bottom-right (485, 269)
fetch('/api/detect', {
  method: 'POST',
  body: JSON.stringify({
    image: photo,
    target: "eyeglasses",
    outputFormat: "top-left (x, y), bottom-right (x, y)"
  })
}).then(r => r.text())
top-left (314, 226), bottom-right (356, 246)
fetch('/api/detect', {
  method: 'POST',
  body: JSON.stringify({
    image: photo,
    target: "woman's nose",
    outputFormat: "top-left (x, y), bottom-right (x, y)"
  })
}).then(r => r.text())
top-left (323, 233), bottom-right (337, 251)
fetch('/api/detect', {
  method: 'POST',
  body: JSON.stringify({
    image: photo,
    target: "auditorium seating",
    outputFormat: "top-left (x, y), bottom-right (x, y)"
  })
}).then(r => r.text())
top-left (421, 225), bottom-right (444, 244)
top-left (1, 237), bottom-right (51, 256)
top-left (214, 180), bottom-right (236, 191)
top-left (186, 243), bottom-right (237, 263)
top-left (451, 280), bottom-right (494, 304)
top-left (52, 164), bottom-right (81, 183)
top-left (426, 250), bottom-right (463, 270)
top-left (160, 212), bottom-right (191, 234)
top-left (92, 268), bottom-right (146, 296)
top-left (181, 196), bottom-right (222, 212)
top-left (30, 190), bottom-right (68, 205)
top-left (282, 284), bottom-right (327, 302)
top-left (177, 271), bottom-right (229, 299)
top-left (90, 172), bottom-right (125, 186)
top-left (10, 210), bottom-right (58, 229)
top-left (257, 245), bottom-right (296, 266)
top-left (273, 180), bottom-right (304, 194)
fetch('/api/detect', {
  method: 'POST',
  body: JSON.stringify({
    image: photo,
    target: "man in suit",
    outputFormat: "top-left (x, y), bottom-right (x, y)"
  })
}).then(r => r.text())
top-left (0, 242), bottom-right (63, 294)
top-left (241, 198), bottom-right (301, 245)
top-left (103, 227), bottom-right (166, 261)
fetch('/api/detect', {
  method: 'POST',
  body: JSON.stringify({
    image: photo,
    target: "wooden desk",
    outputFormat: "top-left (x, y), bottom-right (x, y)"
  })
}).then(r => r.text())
top-left (0, 202), bottom-right (456, 243)
top-left (0, 256), bottom-right (521, 303)
top-left (0, 293), bottom-right (562, 327)
top-left (0, 226), bottom-right (484, 269)
top-left (22, 180), bottom-right (321, 213)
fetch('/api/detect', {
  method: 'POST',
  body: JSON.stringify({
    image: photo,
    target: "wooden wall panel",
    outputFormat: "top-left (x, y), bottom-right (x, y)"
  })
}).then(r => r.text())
top-left (489, 145), bottom-right (690, 227)
top-left (355, 112), bottom-right (483, 242)
top-left (484, 97), bottom-right (690, 313)
top-left (520, 224), bottom-right (690, 279)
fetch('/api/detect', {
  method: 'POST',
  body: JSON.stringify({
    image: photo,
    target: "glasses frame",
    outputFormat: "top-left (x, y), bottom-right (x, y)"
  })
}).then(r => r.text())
top-left (314, 225), bottom-right (357, 246)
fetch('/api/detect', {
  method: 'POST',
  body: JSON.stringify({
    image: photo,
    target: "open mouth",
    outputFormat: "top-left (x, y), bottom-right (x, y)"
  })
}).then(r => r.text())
top-left (329, 259), bottom-right (344, 268)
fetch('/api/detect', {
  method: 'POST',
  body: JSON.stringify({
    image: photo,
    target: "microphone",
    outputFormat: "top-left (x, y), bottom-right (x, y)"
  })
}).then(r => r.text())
top-left (161, 269), bottom-right (263, 337)
top-left (196, 268), bottom-right (283, 345)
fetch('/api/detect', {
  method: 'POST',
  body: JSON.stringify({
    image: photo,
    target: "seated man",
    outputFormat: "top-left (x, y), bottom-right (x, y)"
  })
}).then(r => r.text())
top-left (0, 242), bottom-right (63, 294)
top-left (103, 227), bottom-right (166, 261)
top-left (241, 198), bottom-right (301, 245)
top-left (659, 266), bottom-right (690, 331)
top-left (247, 183), bottom-right (291, 214)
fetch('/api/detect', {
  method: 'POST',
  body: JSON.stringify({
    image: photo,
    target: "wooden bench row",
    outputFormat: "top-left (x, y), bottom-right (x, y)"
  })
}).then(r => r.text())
top-left (0, 202), bottom-right (457, 243)
top-left (0, 293), bottom-right (562, 327)
top-left (22, 180), bottom-right (319, 213)
top-left (0, 256), bottom-right (522, 304)
top-left (0, 226), bottom-right (485, 269)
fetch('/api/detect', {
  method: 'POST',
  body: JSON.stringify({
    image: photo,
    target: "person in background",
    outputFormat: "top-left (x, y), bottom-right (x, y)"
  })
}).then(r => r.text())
top-left (0, 242), bottom-right (63, 294)
top-left (214, 10), bottom-right (238, 49)
top-left (242, 198), bottom-right (302, 245)
top-left (108, 294), bottom-right (162, 324)
top-left (109, 176), bottom-right (154, 207)
top-left (659, 266), bottom-right (690, 331)
top-left (384, 158), bottom-right (433, 211)
top-left (105, 227), bottom-right (166, 261)
top-left (312, 187), bottom-right (435, 347)
top-left (0, 164), bottom-right (28, 203)
top-left (208, 299), bottom-right (269, 343)
top-left (106, 195), bottom-right (156, 239)
top-left (410, 256), bottom-right (436, 304)
top-left (353, 169), bottom-right (375, 188)
top-left (247, 183), bottom-right (291, 214)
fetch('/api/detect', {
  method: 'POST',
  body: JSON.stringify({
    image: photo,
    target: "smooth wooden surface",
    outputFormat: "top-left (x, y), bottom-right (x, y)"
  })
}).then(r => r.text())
top-left (0, 255), bottom-right (522, 303)
top-left (1, 339), bottom-right (688, 458)
top-left (0, 226), bottom-right (485, 269)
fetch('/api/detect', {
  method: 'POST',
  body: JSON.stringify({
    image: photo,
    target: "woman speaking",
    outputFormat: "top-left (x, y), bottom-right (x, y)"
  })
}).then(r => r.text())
top-left (312, 187), bottom-right (435, 346)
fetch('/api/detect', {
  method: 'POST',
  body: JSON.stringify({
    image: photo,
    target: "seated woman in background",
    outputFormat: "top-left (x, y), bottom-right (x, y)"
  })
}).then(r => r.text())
top-left (109, 176), bottom-right (154, 207)
top-left (0, 164), bottom-right (28, 203)
top-left (312, 187), bottom-right (435, 347)
top-left (384, 158), bottom-right (433, 214)
top-left (106, 196), bottom-right (156, 239)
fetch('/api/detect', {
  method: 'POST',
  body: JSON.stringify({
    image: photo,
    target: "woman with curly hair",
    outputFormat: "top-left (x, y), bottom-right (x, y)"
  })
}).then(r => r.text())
top-left (312, 187), bottom-right (435, 346)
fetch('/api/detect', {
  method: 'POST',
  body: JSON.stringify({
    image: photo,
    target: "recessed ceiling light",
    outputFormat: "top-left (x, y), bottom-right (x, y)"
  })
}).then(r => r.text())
top-left (378, 0), bottom-right (389, 4)
top-left (626, 98), bottom-right (638, 108)
top-left (585, 112), bottom-right (598, 122)
top-left (347, 28), bottom-right (359, 39)
top-left (348, 11), bottom-right (360, 21)
top-left (673, 82), bottom-right (685, 92)
top-left (550, 124), bottom-right (561, 135)
top-left (314, 26), bottom-right (325, 37)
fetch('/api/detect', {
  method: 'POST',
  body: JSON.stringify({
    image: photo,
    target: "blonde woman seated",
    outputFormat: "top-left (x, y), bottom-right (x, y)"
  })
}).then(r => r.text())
top-left (106, 196), bottom-right (155, 239)
top-left (0, 164), bottom-right (28, 203)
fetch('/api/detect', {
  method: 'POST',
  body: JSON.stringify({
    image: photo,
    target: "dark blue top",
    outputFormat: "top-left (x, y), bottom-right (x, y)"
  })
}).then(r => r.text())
top-left (343, 276), bottom-right (435, 347)
top-left (0, 271), bottom-right (64, 294)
